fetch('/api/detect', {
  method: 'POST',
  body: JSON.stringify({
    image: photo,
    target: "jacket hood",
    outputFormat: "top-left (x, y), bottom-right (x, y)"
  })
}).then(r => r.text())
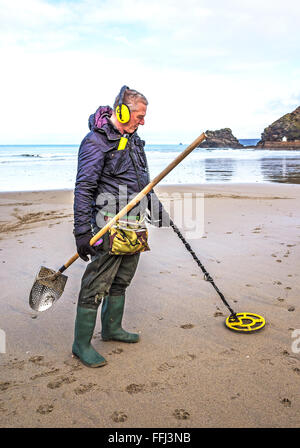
top-left (88, 106), bottom-right (113, 131)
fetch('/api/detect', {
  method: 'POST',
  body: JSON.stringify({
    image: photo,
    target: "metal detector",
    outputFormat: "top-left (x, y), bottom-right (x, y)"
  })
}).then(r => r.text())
top-left (170, 219), bottom-right (266, 333)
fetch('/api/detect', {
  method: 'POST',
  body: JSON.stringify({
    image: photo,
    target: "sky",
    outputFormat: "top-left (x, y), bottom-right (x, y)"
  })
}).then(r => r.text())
top-left (0, 0), bottom-right (299, 144)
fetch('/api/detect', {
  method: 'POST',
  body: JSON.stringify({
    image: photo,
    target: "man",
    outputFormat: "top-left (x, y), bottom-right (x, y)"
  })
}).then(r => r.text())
top-left (72, 86), bottom-right (168, 368)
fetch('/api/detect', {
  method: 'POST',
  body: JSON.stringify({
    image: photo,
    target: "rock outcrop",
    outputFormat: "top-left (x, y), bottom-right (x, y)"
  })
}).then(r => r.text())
top-left (197, 128), bottom-right (243, 148)
top-left (257, 106), bottom-right (300, 148)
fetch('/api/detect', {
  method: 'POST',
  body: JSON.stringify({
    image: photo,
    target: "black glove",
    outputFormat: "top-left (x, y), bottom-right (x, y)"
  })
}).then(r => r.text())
top-left (75, 232), bottom-right (103, 262)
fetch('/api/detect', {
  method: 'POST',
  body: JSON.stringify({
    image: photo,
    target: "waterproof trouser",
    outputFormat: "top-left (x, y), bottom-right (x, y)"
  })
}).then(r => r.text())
top-left (78, 233), bottom-right (140, 309)
top-left (73, 233), bottom-right (140, 367)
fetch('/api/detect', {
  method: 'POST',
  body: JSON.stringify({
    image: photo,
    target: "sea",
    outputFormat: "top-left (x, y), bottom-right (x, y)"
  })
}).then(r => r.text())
top-left (1, 139), bottom-right (300, 192)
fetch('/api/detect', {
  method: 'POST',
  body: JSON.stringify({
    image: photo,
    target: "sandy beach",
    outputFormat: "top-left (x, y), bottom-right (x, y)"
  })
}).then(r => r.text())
top-left (0, 183), bottom-right (300, 428)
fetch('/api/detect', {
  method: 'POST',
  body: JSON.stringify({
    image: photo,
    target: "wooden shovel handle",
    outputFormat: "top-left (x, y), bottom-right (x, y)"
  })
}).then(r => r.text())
top-left (60, 132), bottom-right (206, 271)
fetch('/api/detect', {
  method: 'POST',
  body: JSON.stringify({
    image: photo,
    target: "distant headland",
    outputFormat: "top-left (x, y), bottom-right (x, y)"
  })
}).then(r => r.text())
top-left (197, 106), bottom-right (300, 150)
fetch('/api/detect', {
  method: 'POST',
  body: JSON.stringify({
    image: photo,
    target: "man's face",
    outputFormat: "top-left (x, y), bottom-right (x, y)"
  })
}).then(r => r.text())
top-left (124, 102), bottom-right (147, 134)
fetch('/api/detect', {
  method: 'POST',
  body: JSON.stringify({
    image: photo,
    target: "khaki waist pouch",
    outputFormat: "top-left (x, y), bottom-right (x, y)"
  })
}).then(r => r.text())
top-left (109, 223), bottom-right (150, 255)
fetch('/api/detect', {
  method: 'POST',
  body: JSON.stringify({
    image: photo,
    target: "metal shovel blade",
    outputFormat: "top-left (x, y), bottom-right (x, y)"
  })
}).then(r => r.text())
top-left (29, 266), bottom-right (68, 312)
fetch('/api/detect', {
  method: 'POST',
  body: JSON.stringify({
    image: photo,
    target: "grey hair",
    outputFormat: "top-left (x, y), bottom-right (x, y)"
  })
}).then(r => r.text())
top-left (113, 87), bottom-right (148, 112)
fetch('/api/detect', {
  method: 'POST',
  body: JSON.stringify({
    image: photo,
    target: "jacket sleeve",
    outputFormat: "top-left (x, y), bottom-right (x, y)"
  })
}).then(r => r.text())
top-left (73, 133), bottom-right (106, 236)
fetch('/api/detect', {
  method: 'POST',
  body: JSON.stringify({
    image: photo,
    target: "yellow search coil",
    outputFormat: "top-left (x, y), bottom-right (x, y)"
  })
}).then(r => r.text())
top-left (225, 312), bottom-right (266, 333)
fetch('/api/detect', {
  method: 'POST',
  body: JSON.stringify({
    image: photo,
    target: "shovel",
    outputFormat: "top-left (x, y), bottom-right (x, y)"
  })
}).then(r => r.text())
top-left (29, 132), bottom-right (207, 312)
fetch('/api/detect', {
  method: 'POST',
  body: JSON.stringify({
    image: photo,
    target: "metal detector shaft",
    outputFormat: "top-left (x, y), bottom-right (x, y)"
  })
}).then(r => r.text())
top-left (58, 132), bottom-right (207, 274)
top-left (169, 219), bottom-right (236, 316)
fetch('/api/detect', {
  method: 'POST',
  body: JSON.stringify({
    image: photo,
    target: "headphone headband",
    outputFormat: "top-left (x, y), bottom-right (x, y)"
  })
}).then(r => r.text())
top-left (119, 85), bottom-right (129, 105)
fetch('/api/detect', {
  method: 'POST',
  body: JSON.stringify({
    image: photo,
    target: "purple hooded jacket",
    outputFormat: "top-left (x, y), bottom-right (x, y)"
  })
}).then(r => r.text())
top-left (73, 106), bottom-right (151, 236)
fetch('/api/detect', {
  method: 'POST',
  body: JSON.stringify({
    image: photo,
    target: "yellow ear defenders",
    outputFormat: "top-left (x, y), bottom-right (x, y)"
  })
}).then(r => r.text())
top-left (116, 85), bottom-right (131, 124)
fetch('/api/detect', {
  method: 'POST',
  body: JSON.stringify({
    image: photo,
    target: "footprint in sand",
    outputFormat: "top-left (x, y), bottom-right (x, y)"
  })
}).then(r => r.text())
top-left (280, 398), bottom-right (292, 408)
top-left (107, 347), bottom-right (124, 355)
top-left (36, 404), bottom-right (54, 414)
top-left (0, 381), bottom-right (19, 392)
top-left (29, 355), bottom-right (44, 364)
top-left (125, 384), bottom-right (145, 394)
top-left (64, 358), bottom-right (82, 371)
top-left (231, 393), bottom-right (241, 400)
top-left (214, 311), bottom-right (224, 317)
top-left (74, 383), bottom-right (96, 395)
top-left (112, 348), bottom-right (123, 354)
top-left (30, 368), bottom-right (60, 381)
top-left (180, 324), bottom-right (194, 329)
top-left (7, 359), bottom-right (26, 370)
top-left (175, 353), bottom-right (196, 361)
top-left (173, 409), bottom-right (190, 420)
top-left (157, 352), bottom-right (196, 372)
top-left (47, 375), bottom-right (76, 389)
top-left (157, 362), bottom-right (175, 372)
top-left (220, 348), bottom-right (238, 356)
top-left (111, 411), bottom-right (128, 423)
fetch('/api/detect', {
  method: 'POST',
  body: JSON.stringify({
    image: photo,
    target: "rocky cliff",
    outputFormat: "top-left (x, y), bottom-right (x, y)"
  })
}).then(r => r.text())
top-left (257, 106), bottom-right (300, 146)
top-left (197, 128), bottom-right (243, 148)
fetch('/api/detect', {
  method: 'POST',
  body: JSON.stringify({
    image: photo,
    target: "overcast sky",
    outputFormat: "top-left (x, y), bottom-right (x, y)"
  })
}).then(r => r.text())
top-left (0, 0), bottom-right (299, 144)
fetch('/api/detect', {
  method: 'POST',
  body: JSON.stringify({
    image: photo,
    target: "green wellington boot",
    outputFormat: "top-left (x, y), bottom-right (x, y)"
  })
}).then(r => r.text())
top-left (101, 295), bottom-right (140, 343)
top-left (72, 306), bottom-right (107, 368)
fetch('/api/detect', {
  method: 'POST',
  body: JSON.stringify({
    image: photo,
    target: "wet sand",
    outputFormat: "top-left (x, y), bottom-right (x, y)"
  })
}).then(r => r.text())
top-left (0, 183), bottom-right (300, 428)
